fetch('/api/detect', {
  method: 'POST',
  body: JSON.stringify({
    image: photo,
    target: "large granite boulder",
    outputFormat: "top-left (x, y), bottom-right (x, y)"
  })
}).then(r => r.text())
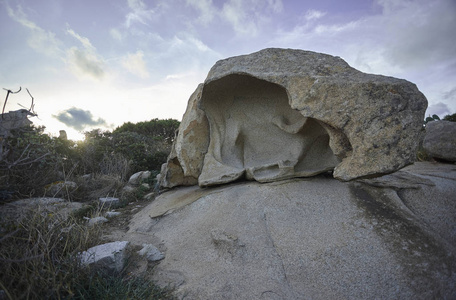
top-left (128, 162), bottom-right (456, 299)
top-left (160, 48), bottom-right (427, 188)
top-left (423, 120), bottom-right (456, 162)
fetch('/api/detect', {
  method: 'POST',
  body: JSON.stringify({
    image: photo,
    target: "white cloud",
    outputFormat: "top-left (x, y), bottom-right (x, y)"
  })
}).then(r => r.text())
top-left (375, 0), bottom-right (413, 14)
top-left (127, 0), bottom-right (146, 11)
top-left (314, 21), bottom-right (358, 35)
top-left (125, 0), bottom-right (161, 28)
top-left (379, 0), bottom-right (456, 70)
top-left (442, 87), bottom-right (456, 102)
top-left (426, 102), bottom-right (450, 117)
top-left (66, 27), bottom-right (105, 80)
top-left (221, 0), bottom-right (284, 37)
top-left (186, 0), bottom-right (216, 24)
top-left (66, 48), bottom-right (104, 80)
top-left (222, 0), bottom-right (258, 36)
top-left (110, 28), bottom-right (123, 41)
top-left (66, 27), bottom-right (95, 51)
top-left (304, 9), bottom-right (326, 21)
top-left (266, 0), bottom-right (283, 14)
top-left (6, 4), bottom-right (61, 56)
top-left (121, 50), bottom-right (150, 78)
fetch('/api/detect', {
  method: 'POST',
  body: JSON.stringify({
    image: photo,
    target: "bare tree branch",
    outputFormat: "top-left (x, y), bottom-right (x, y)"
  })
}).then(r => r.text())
top-left (26, 88), bottom-right (36, 115)
top-left (2, 87), bottom-right (22, 117)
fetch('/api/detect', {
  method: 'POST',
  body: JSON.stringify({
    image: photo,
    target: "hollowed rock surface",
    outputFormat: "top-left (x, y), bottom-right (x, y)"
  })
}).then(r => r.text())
top-left (199, 75), bottom-right (339, 186)
top-left (159, 48), bottom-right (427, 188)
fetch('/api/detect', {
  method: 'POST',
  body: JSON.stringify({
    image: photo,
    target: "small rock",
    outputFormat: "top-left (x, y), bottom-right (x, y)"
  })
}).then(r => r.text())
top-left (99, 197), bottom-right (120, 207)
top-left (122, 185), bottom-right (136, 193)
top-left (44, 181), bottom-right (77, 197)
top-left (88, 216), bottom-right (108, 226)
top-left (423, 120), bottom-right (456, 162)
top-left (144, 192), bottom-right (155, 201)
top-left (128, 171), bottom-right (152, 186)
top-left (81, 174), bottom-right (92, 181)
top-left (138, 244), bottom-right (164, 262)
top-left (80, 241), bottom-right (130, 273)
top-left (106, 211), bottom-right (121, 218)
top-left (0, 198), bottom-right (84, 224)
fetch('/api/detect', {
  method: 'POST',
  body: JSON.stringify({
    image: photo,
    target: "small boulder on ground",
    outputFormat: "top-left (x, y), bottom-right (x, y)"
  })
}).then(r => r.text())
top-left (88, 216), bottom-right (108, 226)
top-left (80, 241), bottom-right (130, 273)
top-left (128, 171), bottom-right (152, 186)
top-left (423, 120), bottom-right (456, 162)
top-left (106, 211), bottom-right (121, 218)
top-left (44, 181), bottom-right (77, 197)
top-left (138, 244), bottom-right (165, 262)
top-left (99, 197), bottom-right (120, 207)
top-left (0, 197), bottom-right (84, 225)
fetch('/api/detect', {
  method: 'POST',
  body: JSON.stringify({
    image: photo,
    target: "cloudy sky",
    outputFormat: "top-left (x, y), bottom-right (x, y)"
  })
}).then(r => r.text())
top-left (1, 0), bottom-right (455, 140)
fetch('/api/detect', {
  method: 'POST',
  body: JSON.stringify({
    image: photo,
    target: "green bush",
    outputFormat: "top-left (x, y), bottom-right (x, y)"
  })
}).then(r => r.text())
top-left (0, 126), bottom-right (67, 199)
top-left (0, 118), bottom-right (179, 201)
top-left (443, 113), bottom-right (456, 122)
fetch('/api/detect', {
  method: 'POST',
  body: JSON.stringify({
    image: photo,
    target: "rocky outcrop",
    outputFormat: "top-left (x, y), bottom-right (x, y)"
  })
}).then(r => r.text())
top-left (129, 162), bottom-right (456, 299)
top-left (423, 120), bottom-right (456, 162)
top-left (159, 48), bottom-right (427, 188)
top-left (0, 109), bottom-right (35, 138)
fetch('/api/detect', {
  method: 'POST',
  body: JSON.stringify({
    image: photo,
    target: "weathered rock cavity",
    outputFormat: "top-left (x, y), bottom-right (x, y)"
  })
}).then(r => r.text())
top-left (159, 48), bottom-right (427, 188)
top-left (199, 74), bottom-right (339, 186)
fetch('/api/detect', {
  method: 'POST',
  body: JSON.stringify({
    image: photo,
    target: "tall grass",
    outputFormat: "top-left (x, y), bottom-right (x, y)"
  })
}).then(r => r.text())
top-left (0, 206), bottom-right (174, 299)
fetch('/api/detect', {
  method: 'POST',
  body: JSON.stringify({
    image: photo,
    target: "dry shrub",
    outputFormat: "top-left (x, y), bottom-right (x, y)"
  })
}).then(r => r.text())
top-left (0, 206), bottom-right (102, 299)
top-left (0, 205), bottom-right (175, 299)
top-left (99, 153), bottom-right (131, 182)
top-left (70, 153), bottom-right (131, 202)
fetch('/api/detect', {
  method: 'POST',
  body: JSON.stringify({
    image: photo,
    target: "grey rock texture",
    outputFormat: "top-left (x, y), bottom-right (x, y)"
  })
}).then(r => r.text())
top-left (106, 211), bottom-right (121, 218)
top-left (99, 197), bottom-right (120, 207)
top-left (88, 216), bottom-right (108, 226)
top-left (159, 84), bottom-right (209, 188)
top-left (80, 241), bottom-right (130, 273)
top-left (0, 109), bottom-right (35, 138)
top-left (138, 244), bottom-right (165, 262)
top-left (44, 181), bottom-right (77, 197)
top-left (129, 162), bottom-right (456, 299)
top-left (128, 171), bottom-right (152, 186)
top-left (423, 120), bottom-right (456, 162)
top-left (0, 198), bottom-right (84, 225)
top-left (159, 48), bottom-right (427, 188)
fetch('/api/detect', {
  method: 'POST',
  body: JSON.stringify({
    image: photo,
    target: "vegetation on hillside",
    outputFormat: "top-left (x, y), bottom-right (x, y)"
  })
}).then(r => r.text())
top-left (0, 203), bottom-right (175, 299)
top-left (0, 118), bottom-right (179, 201)
top-left (0, 115), bottom-right (179, 299)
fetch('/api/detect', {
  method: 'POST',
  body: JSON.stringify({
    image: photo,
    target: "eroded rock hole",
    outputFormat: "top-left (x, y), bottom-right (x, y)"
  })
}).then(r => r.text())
top-left (199, 74), bottom-right (340, 186)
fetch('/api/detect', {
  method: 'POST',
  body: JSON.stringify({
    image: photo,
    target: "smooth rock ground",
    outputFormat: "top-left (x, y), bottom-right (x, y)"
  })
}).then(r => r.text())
top-left (124, 162), bottom-right (456, 299)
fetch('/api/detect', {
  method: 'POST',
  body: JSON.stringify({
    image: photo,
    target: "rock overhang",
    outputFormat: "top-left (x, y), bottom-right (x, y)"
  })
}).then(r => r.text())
top-left (159, 48), bottom-right (427, 188)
